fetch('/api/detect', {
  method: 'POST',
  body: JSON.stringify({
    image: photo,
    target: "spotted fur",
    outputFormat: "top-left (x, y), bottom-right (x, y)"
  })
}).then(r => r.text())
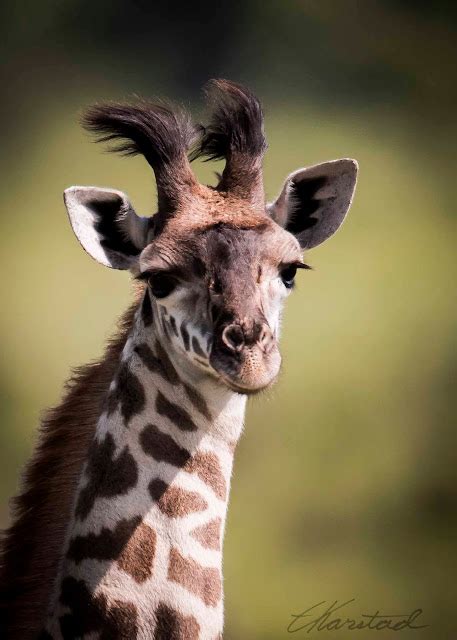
top-left (1, 79), bottom-right (357, 640)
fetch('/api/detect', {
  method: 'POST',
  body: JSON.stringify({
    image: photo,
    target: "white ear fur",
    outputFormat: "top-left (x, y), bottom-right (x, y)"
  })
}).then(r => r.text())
top-left (63, 186), bottom-right (150, 269)
top-left (268, 158), bottom-right (358, 249)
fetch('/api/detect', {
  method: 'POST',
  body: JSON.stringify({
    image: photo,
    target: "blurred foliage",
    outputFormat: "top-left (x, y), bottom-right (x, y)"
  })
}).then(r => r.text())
top-left (1, 2), bottom-right (456, 639)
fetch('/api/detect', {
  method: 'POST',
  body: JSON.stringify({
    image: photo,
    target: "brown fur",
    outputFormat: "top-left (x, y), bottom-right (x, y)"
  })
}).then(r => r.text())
top-left (75, 434), bottom-right (139, 521)
top-left (185, 451), bottom-right (227, 501)
top-left (167, 547), bottom-right (222, 607)
top-left (190, 518), bottom-right (222, 551)
top-left (154, 603), bottom-right (200, 640)
top-left (149, 479), bottom-right (208, 517)
top-left (117, 521), bottom-right (157, 584)
top-left (59, 576), bottom-right (139, 639)
top-left (0, 304), bottom-right (137, 640)
top-left (156, 390), bottom-right (197, 432)
top-left (67, 516), bottom-right (142, 564)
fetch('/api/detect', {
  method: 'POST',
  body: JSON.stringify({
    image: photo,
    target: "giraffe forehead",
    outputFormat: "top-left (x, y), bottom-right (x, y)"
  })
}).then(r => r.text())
top-left (174, 186), bottom-right (269, 228)
top-left (142, 217), bottom-right (300, 276)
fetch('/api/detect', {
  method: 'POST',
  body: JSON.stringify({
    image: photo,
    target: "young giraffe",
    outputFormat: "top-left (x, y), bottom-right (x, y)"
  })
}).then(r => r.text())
top-left (0, 80), bottom-right (357, 639)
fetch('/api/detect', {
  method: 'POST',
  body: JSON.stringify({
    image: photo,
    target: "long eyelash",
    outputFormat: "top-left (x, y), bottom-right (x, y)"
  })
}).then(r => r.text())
top-left (135, 268), bottom-right (175, 281)
top-left (296, 262), bottom-right (313, 270)
top-left (135, 271), bottom-right (153, 282)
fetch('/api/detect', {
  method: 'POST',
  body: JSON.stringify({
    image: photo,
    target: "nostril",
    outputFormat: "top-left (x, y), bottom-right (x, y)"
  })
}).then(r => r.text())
top-left (258, 324), bottom-right (274, 353)
top-left (222, 324), bottom-right (245, 353)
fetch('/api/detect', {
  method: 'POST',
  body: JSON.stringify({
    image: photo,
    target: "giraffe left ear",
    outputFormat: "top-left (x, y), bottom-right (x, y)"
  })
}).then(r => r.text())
top-left (268, 159), bottom-right (358, 249)
top-left (64, 186), bottom-right (151, 269)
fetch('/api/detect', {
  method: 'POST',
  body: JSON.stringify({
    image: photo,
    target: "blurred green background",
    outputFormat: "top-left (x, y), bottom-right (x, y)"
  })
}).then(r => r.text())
top-left (1, 1), bottom-right (456, 638)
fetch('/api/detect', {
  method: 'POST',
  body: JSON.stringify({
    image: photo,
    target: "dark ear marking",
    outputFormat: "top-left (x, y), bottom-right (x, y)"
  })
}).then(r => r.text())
top-left (285, 176), bottom-right (328, 236)
top-left (64, 186), bottom-right (148, 270)
top-left (93, 197), bottom-right (140, 257)
top-left (269, 159), bottom-right (358, 249)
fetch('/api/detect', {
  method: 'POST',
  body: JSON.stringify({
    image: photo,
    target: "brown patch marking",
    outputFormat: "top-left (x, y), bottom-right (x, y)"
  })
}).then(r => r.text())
top-left (140, 424), bottom-right (191, 467)
top-left (183, 383), bottom-right (211, 420)
top-left (169, 315), bottom-right (179, 337)
top-left (149, 479), bottom-right (207, 517)
top-left (191, 335), bottom-right (205, 358)
top-left (168, 547), bottom-right (222, 607)
top-left (162, 319), bottom-right (172, 342)
top-left (67, 516), bottom-right (141, 563)
top-left (106, 362), bottom-right (146, 426)
top-left (75, 434), bottom-right (138, 520)
top-left (135, 341), bottom-right (180, 385)
top-left (59, 576), bottom-right (138, 639)
top-left (141, 290), bottom-right (154, 327)
top-left (153, 602), bottom-right (200, 640)
top-left (190, 518), bottom-right (222, 551)
top-left (185, 451), bottom-right (227, 500)
top-left (67, 515), bottom-right (156, 584)
top-left (156, 390), bottom-right (197, 431)
top-left (155, 339), bottom-right (180, 384)
top-left (180, 322), bottom-right (190, 350)
top-left (118, 521), bottom-right (157, 583)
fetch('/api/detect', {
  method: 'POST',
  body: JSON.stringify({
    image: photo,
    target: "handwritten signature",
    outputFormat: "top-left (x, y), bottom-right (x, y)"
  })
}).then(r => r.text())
top-left (287, 599), bottom-right (428, 633)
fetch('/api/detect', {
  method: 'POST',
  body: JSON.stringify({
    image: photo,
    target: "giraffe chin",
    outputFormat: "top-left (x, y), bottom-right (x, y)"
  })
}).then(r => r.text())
top-left (210, 345), bottom-right (282, 395)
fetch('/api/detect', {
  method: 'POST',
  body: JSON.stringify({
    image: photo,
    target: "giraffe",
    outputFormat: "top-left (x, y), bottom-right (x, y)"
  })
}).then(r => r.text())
top-left (0, 80), bottom-right (358, 639)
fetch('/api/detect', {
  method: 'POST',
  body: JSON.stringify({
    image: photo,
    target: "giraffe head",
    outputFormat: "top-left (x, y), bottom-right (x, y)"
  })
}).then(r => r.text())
top-left (64, 80), bottom-right (357, 394)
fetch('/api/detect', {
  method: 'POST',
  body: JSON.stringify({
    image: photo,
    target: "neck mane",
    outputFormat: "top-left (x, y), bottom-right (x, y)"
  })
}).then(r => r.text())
top-left (0, 305), bottom-right (136, 639)
top-left (1, 290), bottom-right (246, 640)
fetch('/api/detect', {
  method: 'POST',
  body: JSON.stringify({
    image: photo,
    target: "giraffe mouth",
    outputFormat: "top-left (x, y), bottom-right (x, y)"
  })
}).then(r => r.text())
top-left (217, 376), bottom-right (277, 396)
top-left (209, 343), bottom-right (282, 395)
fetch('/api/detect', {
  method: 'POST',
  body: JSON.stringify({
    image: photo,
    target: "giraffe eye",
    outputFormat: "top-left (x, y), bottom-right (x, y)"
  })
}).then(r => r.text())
top-left (148, 272), bottom-right (177, 298)
top-left (280, 265), bottom-right (297, 289)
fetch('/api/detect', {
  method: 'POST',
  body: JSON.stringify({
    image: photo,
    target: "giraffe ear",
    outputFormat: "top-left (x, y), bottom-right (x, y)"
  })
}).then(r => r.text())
top-left (63, 186), bottom-right (151, 269)
top-left (268, 159), bottom-right (358, 249)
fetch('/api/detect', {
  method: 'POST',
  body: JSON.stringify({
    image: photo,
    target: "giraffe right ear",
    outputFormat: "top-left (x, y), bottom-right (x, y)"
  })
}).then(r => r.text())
top-left (268, 159), bottom-right (358, 249)
top-left (63, 186), bottom-right (151, 270)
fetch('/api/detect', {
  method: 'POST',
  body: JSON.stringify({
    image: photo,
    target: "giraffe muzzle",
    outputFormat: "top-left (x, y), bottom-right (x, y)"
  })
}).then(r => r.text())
top-left (221, 321), bottom-right (275, 355)
top-left (210, 320), bottom-right (281, 393)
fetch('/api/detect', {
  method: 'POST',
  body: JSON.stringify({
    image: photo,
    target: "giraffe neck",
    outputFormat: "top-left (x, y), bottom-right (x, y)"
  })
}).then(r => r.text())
top-left (45, 292), bottom-right (246, 640)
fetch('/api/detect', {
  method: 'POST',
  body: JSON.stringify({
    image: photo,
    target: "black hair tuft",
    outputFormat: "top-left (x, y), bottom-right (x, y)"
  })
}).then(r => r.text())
top-left (193, 79), bottom-right (267, 162)
top-left (82, 100), bottom-right (198, 171)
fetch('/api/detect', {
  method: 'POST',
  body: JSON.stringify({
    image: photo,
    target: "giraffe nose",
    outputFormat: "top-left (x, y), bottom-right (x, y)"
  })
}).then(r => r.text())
top-left (221, 322), bottom-right (274, 354)
top-left (221, 324), bottom-right (245, 353)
